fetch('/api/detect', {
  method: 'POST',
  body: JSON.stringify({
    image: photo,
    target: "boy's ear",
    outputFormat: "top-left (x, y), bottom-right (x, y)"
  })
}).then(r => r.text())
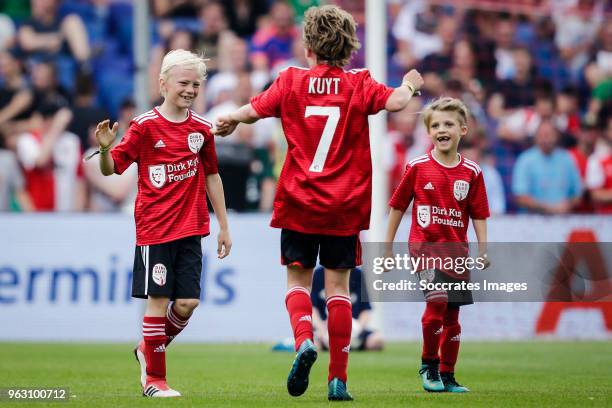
top-left (460, 125), bottom-right (468, 137)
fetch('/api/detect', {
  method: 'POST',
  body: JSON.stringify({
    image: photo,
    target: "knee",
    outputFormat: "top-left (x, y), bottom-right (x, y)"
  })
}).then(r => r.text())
top-left (174, 299), bottom-right (200, 313)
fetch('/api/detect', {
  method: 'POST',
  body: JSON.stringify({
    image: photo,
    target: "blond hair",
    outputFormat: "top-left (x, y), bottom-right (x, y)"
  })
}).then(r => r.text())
top-left (422, 97), bottom-right (470, 131)
top-left (303, 5), bottom-right (360, 68)
top-left (159, 49), bottom-right (208, 82)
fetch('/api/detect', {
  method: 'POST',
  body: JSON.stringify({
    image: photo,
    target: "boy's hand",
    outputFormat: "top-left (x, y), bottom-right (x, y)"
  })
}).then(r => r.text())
top-left (402, 69), bottom-right (424, 93)
top-left (217, 229), bottom-right (232, 259)
top-left (212, 114), bottom-right (238, 137)
top-left (95, 119), bottom-right (118, 148)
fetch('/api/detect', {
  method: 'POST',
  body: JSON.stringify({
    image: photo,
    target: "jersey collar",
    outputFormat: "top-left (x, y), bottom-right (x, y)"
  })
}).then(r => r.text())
top-left (429, 149), bottom-right (463, 169)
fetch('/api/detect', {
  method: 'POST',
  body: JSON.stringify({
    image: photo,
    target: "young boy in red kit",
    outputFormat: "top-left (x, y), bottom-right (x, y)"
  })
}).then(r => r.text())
top-left (95, 49), bottom-right (232, 397)
top-left (386, 97), bottom-right (490, 393)
top-left (213, 5), bottom-right (423, 401)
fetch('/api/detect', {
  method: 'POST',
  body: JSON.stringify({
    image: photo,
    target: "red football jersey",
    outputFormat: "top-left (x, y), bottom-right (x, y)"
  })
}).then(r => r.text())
top-left (389, 152), bottom-right (490, 278)
top-left (251, 64), bottom-right (394, 235)
top-left (111, 108), bottom-right (218, 245)
top-left (389, 151), bottom-right (490, 242)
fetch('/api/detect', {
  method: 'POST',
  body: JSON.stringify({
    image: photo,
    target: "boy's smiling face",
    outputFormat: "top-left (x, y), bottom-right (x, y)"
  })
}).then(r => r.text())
top-left (428, 110), bottom-right (467, 154)
top-left (160, 65), bottom-right (201, 110)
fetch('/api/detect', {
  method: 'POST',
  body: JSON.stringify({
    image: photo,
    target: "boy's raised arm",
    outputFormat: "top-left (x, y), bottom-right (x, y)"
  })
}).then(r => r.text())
top-left (385, 69), bottom-right (424, 112)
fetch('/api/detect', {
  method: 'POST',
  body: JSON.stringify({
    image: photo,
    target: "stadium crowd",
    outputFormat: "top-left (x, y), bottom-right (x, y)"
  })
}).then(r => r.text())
top-left (0, 0), bottom-right (610, 214)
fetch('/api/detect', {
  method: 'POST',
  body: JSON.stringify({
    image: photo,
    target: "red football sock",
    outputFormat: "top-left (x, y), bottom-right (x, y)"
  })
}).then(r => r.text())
top-left (421, 301), bottom-right (446, 361)
top-left (165, 303), bottom-right (190, 345)
top-left (327, 295), bottom-right (352, 383)
top-left (143, 316), bottom-right (167, 382)
top-left (440, 306), bottom-right (461, 373)
top-left (285, 286), bottom-right (313, 351)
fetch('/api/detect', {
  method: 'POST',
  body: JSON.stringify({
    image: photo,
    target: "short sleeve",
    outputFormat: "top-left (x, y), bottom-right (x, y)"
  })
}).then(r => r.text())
top-left (512, 154), bottom-right (530, 196)
top-left (389, 164), bottom-right (416, 211)
top-left (111, 122), bottom-right (143, 174)
top-left (361, 70), bottom-right (394, 115)
top-left (250, 73), bottom-right (284, 118)
top-left (469, 172), bottom-right (490, 219)
top-left (200, 131), bottom-right (218, 174)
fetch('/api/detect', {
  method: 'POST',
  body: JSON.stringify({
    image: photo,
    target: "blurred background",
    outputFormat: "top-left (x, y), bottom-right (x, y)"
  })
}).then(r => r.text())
top-left (0, 0), bottom-right (611, 343)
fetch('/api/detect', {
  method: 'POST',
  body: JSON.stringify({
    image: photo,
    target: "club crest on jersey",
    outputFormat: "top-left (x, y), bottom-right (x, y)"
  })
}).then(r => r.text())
top-left (152, 263), bottom-right (167, 286)
top-left (453, 180), bottom-right (469, 201)
top-left (188, 132), bottom-right (204, 153)
top-left (417, 205), bottom-right (431, 228)
top-left (149, 164), bottom-right (166, 188)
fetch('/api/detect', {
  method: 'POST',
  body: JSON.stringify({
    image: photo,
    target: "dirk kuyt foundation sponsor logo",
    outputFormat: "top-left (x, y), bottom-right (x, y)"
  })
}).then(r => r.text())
top-left (149, 157), bottom-right (200, 187)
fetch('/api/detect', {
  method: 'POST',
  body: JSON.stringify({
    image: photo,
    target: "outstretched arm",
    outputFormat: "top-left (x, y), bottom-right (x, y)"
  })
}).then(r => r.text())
top-left (385, 69), bottom-right (424, 112)
top-left (212, 104), bottom-right (261, 137)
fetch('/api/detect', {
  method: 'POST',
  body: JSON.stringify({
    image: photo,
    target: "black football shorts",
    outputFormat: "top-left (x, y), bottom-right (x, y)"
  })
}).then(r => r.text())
top-left (132, 235), bottom-right (202, 300)
top-left (280, 229), bottom-right (362, 269)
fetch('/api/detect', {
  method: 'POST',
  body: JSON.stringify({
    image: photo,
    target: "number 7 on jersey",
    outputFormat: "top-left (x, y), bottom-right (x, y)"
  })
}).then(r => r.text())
top-left (305, 106), bottom-right (340, 173)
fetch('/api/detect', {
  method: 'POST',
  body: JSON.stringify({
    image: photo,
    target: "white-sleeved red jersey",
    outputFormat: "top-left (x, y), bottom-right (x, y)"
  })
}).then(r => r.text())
top-left (111, 108), bottom-right (218, 245)
top-left (251, 64), bottom-right (394, 236)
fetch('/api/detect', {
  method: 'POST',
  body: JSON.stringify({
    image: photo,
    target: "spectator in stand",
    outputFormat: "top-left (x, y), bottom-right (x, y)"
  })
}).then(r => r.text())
top-left (82, 99), bottom-right (137, 213)
top-left (589, 22), bottom-right (612, 75)
top-left (449, 40), bottom-right (486, 105)
top-left (555, 86), bottom-right (581, 145)
top-left (584, 26), bottom-right (612, 127)
top-left (223, 0), bottom-right (269, 38)
top-left (15, 102), bottom-right (85, 212)
top-left (496, 47), bottom-right (538, 109)
top-left (552, 0), bottom-right (604, 81)
top-left (498, 84), bottom-right (556, 142)
top-left (68, 72), bottom-right (108, 149)
top-left (151, 0), bottom-right (202, 18)
top-left (250, 0), bottom-right (298, 73)
top-left (214, 34), bottom-right (269, 99)
top-left (512, 120), bottom-right (582, 214)
top-left (17, 0), bottom-right (91, 69)
top-left (569, 119), bottom-right (600, 212)
top-left (461, 140), bottom-right (506, 215)
top-left (0, 49), bottom-right (33, 135)
top-left (195, 1), bottom-right (230, 76)
top-left (528, 16), bottom-right (571, 91)
top-left (418, 15), bottom-right (458, 88)
top-left (392, 1), bottom-right (446, 69)
top-left (0, 129), bottom-right (32, 211)
top-left (30, 59), bottom-right (71, 112)
top-left (494, 16), bottom-right (518, 81)
top-left (586, 116), bottom-right (612, 213)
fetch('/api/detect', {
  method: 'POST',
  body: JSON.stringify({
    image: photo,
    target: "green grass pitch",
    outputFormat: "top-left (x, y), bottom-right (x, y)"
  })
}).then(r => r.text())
top-left (0, 341), bottom-right (610, 407)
